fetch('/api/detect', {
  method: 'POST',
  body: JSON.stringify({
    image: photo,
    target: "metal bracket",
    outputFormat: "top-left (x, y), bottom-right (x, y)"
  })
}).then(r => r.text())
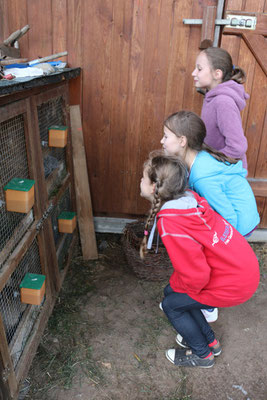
top-left (183, 16), bottom-right (257, 30)
top-left (183, 0), bottom-right (256, 48)
top-left (182, 0), bottom-right (225, 47)
top-left (184, 18), bottom-right (232, 26)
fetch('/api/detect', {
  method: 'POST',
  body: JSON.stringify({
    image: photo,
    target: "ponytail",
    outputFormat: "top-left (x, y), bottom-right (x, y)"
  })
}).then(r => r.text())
top-left (203, 144), bottom-right (239, 164)
top-left (231, 66), bottom-right (246, 84)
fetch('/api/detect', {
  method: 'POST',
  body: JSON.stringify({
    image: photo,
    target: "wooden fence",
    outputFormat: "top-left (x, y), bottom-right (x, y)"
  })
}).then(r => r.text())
top-left (1, 0), bottom-right (266, 225)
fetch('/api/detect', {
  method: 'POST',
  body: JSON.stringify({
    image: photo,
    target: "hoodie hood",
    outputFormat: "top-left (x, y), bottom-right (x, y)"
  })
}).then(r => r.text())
top-left (160, 192), bottom-right (197, 211)
top-left (147, 192), bottom-right (199, 249)
top-left (157, 191), bottom-right (216, 234)
top-left (189, 151), bottom-right (247, 184)
top-left (204, 80), bottom-right (249, 111)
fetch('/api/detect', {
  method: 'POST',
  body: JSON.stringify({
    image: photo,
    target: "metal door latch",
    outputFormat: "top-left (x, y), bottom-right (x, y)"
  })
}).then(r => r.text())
top-left (183, 15), bottom-right (257, 30)
top-left (224, 14), bottom-right (257, 29)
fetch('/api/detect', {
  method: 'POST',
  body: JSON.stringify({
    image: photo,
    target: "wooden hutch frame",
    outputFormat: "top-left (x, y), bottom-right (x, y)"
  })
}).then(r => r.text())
top-left (0, 69), bottom-right (80, 399)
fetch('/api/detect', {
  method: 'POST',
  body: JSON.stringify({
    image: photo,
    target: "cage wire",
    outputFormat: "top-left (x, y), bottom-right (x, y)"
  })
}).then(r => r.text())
top-left (37, 97), bottom-right (68, 197)
top-left (51, 186), bottom-right (72, 246)
top-left (0, 238), bottom-right (43, 365)
top-left (0, 115), bottom-right (34, 260)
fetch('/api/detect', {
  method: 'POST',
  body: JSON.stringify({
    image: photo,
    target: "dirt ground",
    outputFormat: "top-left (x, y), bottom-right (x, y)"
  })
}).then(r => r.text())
top-left (22, 234), bottom-right (267, 400)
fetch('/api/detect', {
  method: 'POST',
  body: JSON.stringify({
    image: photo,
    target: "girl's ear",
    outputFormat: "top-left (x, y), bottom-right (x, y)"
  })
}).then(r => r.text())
top-left (151, 182), bottom-right (156, 194)
top-left (214, 68), bottom-right (223, 82)
top-left (179, 135), bottom-right (187, 148)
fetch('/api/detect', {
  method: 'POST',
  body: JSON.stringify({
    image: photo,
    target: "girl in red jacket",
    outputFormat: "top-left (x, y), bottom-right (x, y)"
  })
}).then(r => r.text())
top-left (140, 152), bottom-right (259, 368)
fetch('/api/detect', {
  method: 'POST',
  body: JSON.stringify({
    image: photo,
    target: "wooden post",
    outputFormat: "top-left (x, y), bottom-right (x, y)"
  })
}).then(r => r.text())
top-left (70, 105), bottom-right (98, 260)
top-left (201, 5), bottom-right (217, 44)
top-left (0, 315), bottom-right (17, 398)
top-left (0, 358), bottom-right (11, 400)
top-left (242, 33), bottom-right (267, 76)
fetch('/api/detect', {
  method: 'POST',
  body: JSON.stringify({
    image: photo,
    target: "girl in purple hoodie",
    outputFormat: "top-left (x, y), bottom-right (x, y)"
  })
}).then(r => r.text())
top-left (192, 47), bottom-right (249, 170)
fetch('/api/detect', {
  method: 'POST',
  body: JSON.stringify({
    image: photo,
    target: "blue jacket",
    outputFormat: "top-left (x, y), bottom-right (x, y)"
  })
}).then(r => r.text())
top-left (188, 151), bottom-right (260, 236)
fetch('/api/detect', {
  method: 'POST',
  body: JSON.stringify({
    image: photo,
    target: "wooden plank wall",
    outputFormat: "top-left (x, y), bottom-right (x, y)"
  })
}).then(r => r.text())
top-left (222, 0), bottom-right (267, 227)
top-left (2, 0), bottom-right (266, 226)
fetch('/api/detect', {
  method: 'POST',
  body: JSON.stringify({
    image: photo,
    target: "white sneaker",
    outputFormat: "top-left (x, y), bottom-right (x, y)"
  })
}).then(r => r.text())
top-left (201, 308), bottom-right (218, 323)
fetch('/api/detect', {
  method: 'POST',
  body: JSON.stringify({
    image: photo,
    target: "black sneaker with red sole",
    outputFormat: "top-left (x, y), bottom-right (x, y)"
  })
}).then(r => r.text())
top-left (176, 333), bottom-right (222, 356)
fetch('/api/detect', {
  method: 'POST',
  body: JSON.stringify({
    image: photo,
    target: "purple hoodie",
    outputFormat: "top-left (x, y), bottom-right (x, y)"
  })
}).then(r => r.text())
top-left (201, 80), bottom-right (249, 169)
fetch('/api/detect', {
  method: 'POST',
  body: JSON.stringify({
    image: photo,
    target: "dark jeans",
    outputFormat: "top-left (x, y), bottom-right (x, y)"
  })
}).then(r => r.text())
top-left (162, 284), bottom-right (216, 358)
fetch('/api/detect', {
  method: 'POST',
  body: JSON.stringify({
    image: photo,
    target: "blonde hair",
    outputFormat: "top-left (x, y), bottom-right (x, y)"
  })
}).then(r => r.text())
top-left (164, 110), bottom-right (239, 164)
top-left (140, 151), bottom-right (188, 259)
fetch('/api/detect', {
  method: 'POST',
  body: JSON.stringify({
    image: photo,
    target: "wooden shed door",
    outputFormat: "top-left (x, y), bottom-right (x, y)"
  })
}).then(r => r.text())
top-left (220, 4), bottom-right (267, 229)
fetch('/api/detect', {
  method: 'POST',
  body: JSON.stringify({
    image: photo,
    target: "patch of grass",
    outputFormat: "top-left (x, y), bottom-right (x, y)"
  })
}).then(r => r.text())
top-left (151, 381), bottom-right (192, 400)
top-left (25, 248), bottom-right (105, 397)
top-left (165, 372), bottom-right (192, 400)
top-left (27, 343), bottom-right (104, 397)
top-left (48, 274), bottom-right (95, 336)
top-left (140, 384), bottom-right (153, 393)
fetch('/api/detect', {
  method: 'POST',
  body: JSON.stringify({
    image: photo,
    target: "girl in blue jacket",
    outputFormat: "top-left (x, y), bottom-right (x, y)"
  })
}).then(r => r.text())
top-left (161, 110), bottom-right (259, 324)
top-left (161, 110), bottom-right (260, 237)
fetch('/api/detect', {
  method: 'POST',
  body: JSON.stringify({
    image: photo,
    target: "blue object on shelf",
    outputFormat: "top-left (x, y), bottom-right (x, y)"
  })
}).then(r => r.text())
top-left (4, 61), bottom-right (66, 69)
top-left (4, 63), bottom-right (29, 69)
top-left (29, 61), bottom-right (66, 67)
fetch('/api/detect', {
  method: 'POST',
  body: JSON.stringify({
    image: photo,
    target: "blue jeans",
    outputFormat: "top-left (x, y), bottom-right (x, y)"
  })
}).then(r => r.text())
top-left (162, 284), bottom-right (216, 358)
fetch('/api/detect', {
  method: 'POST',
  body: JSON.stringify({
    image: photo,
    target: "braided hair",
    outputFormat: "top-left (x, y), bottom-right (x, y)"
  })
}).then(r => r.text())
top-left (140, 151), bottom-right (188, 259)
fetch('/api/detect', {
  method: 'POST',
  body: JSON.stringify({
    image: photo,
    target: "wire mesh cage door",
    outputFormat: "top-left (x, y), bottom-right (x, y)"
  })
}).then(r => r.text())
top-left (0, 97), bottom-right (48, 399)
top-left (34, 85), bottom-right (77, 287)
top-left (35, 86), bottom-right (71, 200)
top-left (0, 228), bottom-right (51, 398)
top-left (0, 96), bottom-right (55, 398)
top-left (50, 184), bottom-right (76, 278)
top-left (0, 239), bottom-right (44, 363)
top-left (0, 103), bottom-right (35, 268)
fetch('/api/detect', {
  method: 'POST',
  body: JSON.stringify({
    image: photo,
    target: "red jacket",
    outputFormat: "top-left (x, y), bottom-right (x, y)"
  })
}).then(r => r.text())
top-left (156, 191), bottom-right (259, 307)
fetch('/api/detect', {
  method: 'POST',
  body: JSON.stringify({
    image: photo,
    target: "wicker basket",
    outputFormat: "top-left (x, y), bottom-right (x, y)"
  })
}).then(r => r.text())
top-left (122, 220), bottom-right (173, 281)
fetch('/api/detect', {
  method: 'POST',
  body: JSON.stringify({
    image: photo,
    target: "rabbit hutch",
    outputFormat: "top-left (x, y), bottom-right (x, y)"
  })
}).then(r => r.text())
top-left (0, 69), bottom-right (81, 398)
top-left (1, 0), bottom-right (267, 398)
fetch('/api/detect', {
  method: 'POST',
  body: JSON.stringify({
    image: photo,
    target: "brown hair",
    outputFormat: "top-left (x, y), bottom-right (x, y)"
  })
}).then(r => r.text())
top-left (202, 47), bottom-right (246, 84)
top-left (140, 151), bottom-right (188, 259)
top-left (164, 110), bottom-right (239, 164)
